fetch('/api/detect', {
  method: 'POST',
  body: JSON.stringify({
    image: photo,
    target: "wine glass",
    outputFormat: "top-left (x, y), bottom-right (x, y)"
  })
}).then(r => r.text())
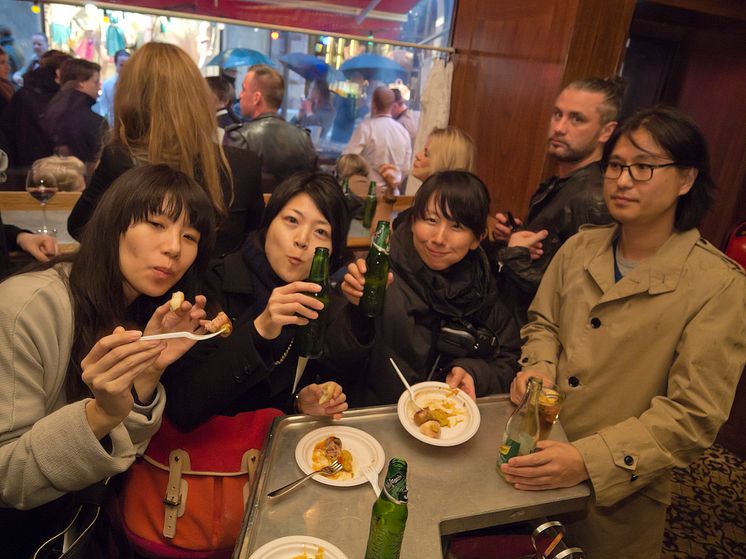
top-left (26, 166), bottom-right (59, 236)
top-left (538, 386), bottom-right (566, 440)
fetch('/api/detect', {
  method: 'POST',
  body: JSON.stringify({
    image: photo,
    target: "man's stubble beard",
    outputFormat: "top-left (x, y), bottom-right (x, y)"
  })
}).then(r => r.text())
top-left (547, 131), bottom-right (602, 164)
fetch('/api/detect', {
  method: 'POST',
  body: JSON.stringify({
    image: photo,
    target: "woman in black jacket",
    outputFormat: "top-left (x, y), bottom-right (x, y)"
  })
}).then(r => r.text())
top-left (67, 42), bottom-right (263, 256)
top-left (337, 170), bottom-right (521, 406)
top-left (163, 172), bottom-right (352, 430)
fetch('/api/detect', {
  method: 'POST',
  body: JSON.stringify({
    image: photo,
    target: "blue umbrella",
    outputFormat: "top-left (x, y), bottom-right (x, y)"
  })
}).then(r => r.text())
top-left (280, 53), bottom-right (325, 77)
top-left (340, 53), bottom-right (408, 82)
top-left (279, 52), bottom-right (342, 81)
top-left (207, 48), bottom-right (272, 69)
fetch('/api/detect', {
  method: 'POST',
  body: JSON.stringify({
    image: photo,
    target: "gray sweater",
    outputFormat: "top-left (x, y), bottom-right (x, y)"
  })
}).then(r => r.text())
top-left (0, 266), bottom-right (164, 509)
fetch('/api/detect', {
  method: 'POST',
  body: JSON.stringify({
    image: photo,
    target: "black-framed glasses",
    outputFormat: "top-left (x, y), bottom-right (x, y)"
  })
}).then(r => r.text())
top-left (603, 162), bottom-right (678, 182)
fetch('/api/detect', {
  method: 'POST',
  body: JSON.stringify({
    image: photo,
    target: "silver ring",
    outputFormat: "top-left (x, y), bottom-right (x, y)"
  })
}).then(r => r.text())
top-left (532, 520), bottom-right (564, 540)
top-left (554, 547), bottom-right (584, 559)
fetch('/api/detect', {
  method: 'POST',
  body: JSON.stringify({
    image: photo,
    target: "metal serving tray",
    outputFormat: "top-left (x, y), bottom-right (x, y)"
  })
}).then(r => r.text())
top-left (234, 395), bottom-right (589, 558)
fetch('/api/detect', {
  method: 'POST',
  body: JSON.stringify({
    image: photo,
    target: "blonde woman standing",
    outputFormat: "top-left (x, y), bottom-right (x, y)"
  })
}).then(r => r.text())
top-left (68, 42), bottom-right (264, 256)
top-left (374, 126), bottom-right (476, 230)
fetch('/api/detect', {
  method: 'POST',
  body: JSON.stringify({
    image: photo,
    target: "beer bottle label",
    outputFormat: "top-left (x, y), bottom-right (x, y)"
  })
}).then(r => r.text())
top-left (384, 471), bottom-right (408, 503)
top-left (499, 438), bottom-right (520, 464)
top-left (371, 240), bottom-right (390, 255)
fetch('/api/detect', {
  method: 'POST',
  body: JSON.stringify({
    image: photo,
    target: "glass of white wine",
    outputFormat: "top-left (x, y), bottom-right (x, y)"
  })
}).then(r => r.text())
top-left (25, 165), bottom-right (59, 236)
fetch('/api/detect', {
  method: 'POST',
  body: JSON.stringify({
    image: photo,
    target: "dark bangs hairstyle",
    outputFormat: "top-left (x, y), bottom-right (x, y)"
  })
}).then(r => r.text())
top-left (66, 164), bottom-right (215, 400)
top-left (411, 170), bottom-right (491, 238)
top-left (259, 171), bottom-right (351, 270)
top-left (603, 105), bottom-right (714, 231)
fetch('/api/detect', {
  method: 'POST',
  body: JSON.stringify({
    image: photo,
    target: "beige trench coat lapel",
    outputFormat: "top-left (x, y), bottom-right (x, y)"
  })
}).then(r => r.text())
top-left (584, 227), bottom-right (700, 306)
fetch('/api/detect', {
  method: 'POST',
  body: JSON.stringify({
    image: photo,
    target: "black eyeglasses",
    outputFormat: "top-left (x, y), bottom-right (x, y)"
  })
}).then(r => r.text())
top-left (603, 162), bottom-right (678, 182)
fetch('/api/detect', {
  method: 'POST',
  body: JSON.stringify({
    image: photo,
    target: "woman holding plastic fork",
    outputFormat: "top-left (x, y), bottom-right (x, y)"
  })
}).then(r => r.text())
top-left (0, 164), bottom-right (216, 556)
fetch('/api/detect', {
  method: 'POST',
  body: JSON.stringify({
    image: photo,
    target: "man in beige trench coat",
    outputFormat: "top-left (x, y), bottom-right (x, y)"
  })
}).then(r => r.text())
top-left (502, 106), bottom-right (746, 558)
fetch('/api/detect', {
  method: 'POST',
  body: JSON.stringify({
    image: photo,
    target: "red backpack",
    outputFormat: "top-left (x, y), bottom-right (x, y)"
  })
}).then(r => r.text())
top-left (121, 409), bottom-right (283, 558)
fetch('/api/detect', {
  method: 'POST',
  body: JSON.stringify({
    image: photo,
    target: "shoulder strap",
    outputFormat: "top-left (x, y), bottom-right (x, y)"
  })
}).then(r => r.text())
top-left (32, 478), bottom-right (113, 559)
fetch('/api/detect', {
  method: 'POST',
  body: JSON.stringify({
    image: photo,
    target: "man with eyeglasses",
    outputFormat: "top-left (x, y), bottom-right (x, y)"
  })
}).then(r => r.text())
top-left (503, 106), bottom-right (745, 557)
top-left (490, 77), bottom-right (626, 327)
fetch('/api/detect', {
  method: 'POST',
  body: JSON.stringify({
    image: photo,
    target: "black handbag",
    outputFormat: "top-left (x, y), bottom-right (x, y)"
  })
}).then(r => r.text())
top-left (31, 478), bottom-right (120, 559)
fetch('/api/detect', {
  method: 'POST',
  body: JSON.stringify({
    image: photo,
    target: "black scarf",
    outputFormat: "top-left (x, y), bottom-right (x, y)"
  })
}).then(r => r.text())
top-left (241, 231), bottom-right (286, 307)
top-left (240, 231), bottom-right (297, 374)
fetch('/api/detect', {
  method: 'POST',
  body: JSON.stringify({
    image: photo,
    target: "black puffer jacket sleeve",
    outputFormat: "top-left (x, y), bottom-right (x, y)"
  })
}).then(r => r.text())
top-left (320, 293), bottom-right (375, 390)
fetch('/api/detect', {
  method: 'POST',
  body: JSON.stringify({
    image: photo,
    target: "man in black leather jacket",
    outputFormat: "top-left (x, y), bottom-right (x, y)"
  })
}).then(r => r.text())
top-left (226, 64), bottom-right (317, 193)
top-left (490, 77), bottom-right (626, 327)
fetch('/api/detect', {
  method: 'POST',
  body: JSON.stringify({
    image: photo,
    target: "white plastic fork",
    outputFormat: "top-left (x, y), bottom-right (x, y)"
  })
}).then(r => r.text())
top-left (140, 330), bottom-right (223, 342)
top-left (389, 358), bottom-right (424, 413)
top-left (362, 463), bottom-right (381, 497)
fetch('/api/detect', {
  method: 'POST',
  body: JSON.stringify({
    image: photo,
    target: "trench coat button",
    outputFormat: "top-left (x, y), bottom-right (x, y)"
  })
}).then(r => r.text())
top-left (631, 474), bottom-right (639, 482)
top-left (590, 317), bottom-right (602, 329)
top-left (234, 374), bottom-right (244, 383)
top-left (568, 376), bottom-right (580, 387)
top-left (624, 455), bottom-right (634, 466)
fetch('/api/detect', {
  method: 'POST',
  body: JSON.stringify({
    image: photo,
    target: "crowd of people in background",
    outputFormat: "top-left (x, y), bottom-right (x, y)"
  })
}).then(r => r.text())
top-left (0, 31), bottom-right (743, 559)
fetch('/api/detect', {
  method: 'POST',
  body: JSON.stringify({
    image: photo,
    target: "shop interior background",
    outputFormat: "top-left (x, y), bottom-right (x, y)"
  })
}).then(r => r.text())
top-left (5, 0), bottom-right (455, 145)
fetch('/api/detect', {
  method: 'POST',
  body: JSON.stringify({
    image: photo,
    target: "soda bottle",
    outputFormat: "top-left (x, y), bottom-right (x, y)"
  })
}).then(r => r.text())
top-left (359, 220), bottom-right (391, 317)
top-left (364, 458), bottom-right (408, 559)
top-left (497, 377), bottom-right (543, 475)
top-left (362, 180), bottom-right (377, 228)
top-left (296, 247), bottom-right (330, 359)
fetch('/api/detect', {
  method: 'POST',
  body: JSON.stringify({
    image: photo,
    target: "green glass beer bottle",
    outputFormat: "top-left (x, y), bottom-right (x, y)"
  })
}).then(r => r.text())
top-left (497, 376), bottom-right (542, 476)
top-left (359, 220), bottom-right (391, 317)
top-left (295, 247), bottom-right (330, 359)
top-left (342, 177), bottom-right (351, 198)
top-left (362, 180), bottom-right (377, 228)
top-left (364, 458), bottom-right (408, 559)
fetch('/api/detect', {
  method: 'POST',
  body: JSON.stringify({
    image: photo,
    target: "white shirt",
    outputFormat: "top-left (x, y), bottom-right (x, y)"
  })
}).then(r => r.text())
top-left (95, 74), bottom-right (119, 127)
top-left (343, 114), bottom-right (412, 185)
top-left (396, 109), bottom-right (420, 145)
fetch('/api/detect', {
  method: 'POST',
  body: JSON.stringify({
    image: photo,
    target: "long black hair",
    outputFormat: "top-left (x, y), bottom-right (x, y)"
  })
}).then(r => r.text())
top-left (259, 171), bottom-right (351, 270)
top-left (602, 105), bottom-right (714, 231)
top-left (66, 164), bottom-right (215, 399)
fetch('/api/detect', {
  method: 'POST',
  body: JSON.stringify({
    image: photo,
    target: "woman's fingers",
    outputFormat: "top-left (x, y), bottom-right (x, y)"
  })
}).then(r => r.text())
top-left (91, 350), bottom-right (161, 395)
top-left (340, 282), bottom-right (361, 305)
top-left (82, 339), bottom-right (165, 384)
top-left (190, 295), bottom-right (208, 321)
top-left (342, 259), bottom-right (368, 296)
top-left (280, 281), bottom-right (323, 297)
top-left (81, 328), bottom-right (142, 369)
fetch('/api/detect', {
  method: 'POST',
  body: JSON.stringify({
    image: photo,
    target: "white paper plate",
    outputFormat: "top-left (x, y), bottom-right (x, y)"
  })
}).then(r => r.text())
top-left (249, 535), bottom-right (348, 559)
top-left (295, 425), bottom-right (385, 487)
top-left (396, 381), bottom-right (481, 446)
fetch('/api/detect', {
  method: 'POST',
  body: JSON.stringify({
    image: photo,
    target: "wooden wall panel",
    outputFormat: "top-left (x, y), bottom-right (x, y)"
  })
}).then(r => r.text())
top-left (450, 0), bottom-right (577, 215)
top-left (450, 0), bottom-right (634, 217)
top-left (675, 28), bottom-right (746, 245)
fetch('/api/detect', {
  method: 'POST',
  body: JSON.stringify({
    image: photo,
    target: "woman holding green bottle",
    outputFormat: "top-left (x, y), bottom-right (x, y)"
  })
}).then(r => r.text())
top-left (162, 172), bottom-right (353, 430)
top-left (334, 170), bottom-right (521, 406)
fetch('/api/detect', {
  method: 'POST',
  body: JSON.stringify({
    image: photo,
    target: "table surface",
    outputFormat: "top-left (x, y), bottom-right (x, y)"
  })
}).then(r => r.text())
top-left (234, 395), bottom-right (590, 558)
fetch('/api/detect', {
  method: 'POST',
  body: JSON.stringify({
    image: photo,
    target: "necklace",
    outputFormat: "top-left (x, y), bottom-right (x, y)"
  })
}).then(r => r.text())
top-left (274, 338), bottom-right (294, 365)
